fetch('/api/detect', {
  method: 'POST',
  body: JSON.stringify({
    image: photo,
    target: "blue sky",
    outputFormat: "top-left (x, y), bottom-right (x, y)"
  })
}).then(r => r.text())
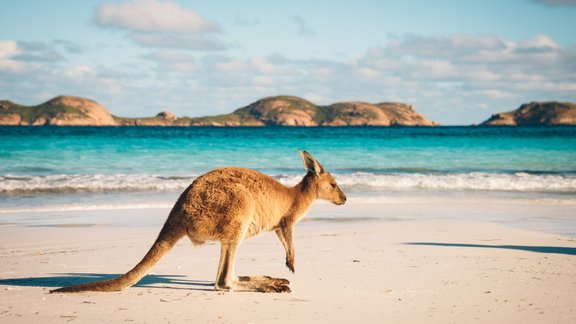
top-left (1, 0), bottom-right (575, 124)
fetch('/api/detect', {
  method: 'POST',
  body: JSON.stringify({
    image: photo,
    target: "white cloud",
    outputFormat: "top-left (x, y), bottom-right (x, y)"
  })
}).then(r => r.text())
top-left (53, 39), bottom-right (86, 54)
top-left (0, 40), bottom-right (25, 73)
top-left (387, 34), bottom-right (506, 60)
top-left (412, 60), bottom-right (459, 79)
top-left (213, 58), bottom-right (246, 73)
top-left (252, 75), bottom-right (275, 86)
top-left (94, 0), bottom-right (225, 51)
top-left (0, 40), bottom-right (20, 59)
top-left (518, 34), bottom-right (560, 49)
top-left (0, 39), bottom-right (87, 74)
top-left (63, 65), bottom-right (93, 78)
top-left (141, 50), bottom-right (197, 74)
top-left (94, 0), bottom-right (218, 33)
top-left (308, 66), bottom-right (334, 78)
top-left (250, 57), bottom-right (276, 74)
top-left (259, 33), bottom-right (575, 123)
top-left (355, 67), bottom-right (381, 79)
top-left (462, 68), bottom-right (500, 82)
top-left (483, 89), bottom-right (514, 100)
top-left (130, 33), bottom-right (226, 50)
top-left (15, 41), bottom-right (65, 62)
top-left (142, 50), bottom-right (193, 62)
top-left (361, 34), bottom-right (575, 83)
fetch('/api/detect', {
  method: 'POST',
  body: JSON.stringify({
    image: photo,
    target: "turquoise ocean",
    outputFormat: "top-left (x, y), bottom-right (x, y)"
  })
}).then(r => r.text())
top-left (1, 126), bottom-right (575, 233)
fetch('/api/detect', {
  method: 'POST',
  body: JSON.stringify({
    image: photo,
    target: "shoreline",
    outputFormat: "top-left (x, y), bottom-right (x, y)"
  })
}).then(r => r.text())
top-left (1, 218), bottom-right (576, 323)
top-left (2, 191), bottom-right (575, 237)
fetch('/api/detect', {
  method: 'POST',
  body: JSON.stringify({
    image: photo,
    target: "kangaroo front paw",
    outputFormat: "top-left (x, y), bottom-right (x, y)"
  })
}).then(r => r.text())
top-left (286, 257), bottom-right (295, 273)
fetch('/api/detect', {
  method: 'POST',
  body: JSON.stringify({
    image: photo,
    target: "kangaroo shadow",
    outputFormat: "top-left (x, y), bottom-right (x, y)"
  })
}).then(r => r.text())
top-left (0, 273), bottom-right (215, 291)
top-left (405, 242), bottom-right (576, 256)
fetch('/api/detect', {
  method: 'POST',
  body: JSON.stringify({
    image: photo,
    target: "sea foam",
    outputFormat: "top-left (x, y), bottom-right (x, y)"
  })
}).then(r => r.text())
top-left (1, 172), bottom-right (575, 194)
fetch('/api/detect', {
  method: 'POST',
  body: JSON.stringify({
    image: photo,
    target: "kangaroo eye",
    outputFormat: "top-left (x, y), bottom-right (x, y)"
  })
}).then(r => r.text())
top-left (330, 183), bottom-right (337, 189)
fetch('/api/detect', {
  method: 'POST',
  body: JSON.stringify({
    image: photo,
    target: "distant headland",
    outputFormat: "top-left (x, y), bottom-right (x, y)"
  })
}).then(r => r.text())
top-left (0, 95), bottom-right (574, 126)
top-left (480, 102), bottom-right (576, 126)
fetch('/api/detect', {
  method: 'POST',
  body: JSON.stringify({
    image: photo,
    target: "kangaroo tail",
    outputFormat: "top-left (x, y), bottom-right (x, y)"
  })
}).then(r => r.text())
top-left (50, 222), bottom-right (185, 293)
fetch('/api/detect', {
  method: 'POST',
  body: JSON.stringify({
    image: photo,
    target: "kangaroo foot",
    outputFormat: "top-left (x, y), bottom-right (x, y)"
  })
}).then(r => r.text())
top-left (236, 276), bottom-right (291, 293)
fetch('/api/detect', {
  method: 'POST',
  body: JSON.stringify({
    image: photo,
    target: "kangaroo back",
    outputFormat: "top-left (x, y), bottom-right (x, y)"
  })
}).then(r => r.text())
top-left (50, 218), bottom-right (185, 293)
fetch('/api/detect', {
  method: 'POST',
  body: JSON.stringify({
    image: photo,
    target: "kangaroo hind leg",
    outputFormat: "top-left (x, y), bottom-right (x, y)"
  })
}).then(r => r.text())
top-left (237, 276), bottom-right (291, 293)
top-left (214, 240), bottom-right (240, 291)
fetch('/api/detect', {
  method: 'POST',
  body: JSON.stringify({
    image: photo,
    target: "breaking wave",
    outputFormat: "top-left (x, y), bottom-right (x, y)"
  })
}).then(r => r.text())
top-left (1, 171), bottom-right (575, 194)
top-left (0, 174), bottom-right (196, 193)
top-left (340, 172), bottom-right (576, 192)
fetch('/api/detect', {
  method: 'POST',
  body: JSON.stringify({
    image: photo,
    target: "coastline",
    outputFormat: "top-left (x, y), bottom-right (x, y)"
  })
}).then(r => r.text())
top-left (1, 96), bottom-right (575, 127)
top-left (1, 200), bottom-right (576, 323)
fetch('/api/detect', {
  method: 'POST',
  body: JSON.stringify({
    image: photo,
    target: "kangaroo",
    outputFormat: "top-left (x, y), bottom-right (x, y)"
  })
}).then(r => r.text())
top-left (50, 150), bottom-right (346, 293)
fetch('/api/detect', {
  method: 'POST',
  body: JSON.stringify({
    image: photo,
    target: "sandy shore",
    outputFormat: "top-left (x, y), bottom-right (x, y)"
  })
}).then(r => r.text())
top-left (1, 214), bottom-right (576, 323)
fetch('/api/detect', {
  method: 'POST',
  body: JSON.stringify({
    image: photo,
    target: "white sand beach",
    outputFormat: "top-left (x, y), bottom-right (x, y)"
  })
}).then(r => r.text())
top-left (1, 200), bottom-right (576, 323)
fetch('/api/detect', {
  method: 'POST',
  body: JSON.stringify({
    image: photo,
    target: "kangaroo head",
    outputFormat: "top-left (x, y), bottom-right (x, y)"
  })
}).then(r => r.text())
top-left (299, 150), bottom-right (347, 205)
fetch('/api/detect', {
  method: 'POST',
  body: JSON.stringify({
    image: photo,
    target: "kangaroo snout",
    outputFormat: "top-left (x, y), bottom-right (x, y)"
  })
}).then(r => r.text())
top-left (336, 192), bottom-right (347, 205)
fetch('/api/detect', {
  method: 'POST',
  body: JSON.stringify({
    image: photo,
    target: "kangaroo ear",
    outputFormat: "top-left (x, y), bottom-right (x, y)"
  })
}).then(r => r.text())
top-left (298, 150), bottom-right (324, 175)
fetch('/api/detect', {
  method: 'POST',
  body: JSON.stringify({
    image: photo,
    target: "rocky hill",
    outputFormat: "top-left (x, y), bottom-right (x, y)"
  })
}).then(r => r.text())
top-left (0, 96), bottom-right (117, 126)
top-left (188, 96), bottom-right (437, 126)
top-left (0, 95), bottom-right (437, 127)
top-left (481, 102), bottom-right (576, 126)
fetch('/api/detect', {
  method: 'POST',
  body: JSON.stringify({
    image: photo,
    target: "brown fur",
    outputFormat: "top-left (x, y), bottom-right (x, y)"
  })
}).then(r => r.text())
top-left (50, 150), bottom-right (346, 293)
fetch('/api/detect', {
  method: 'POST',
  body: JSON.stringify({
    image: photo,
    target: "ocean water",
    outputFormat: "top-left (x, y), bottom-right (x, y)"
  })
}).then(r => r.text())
top-left (1, 126), bottom-right (575, 232)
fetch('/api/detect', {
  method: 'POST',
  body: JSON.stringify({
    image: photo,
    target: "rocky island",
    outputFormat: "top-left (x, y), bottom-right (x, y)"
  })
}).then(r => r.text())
top-left (481, 102), bottom-right (576, 126)
top-left (186, 96), bottom-right (437, 126)
top-left (0, 95), bottom-right (437, 127)
top-left (0, 96), bottom-right (117, 126)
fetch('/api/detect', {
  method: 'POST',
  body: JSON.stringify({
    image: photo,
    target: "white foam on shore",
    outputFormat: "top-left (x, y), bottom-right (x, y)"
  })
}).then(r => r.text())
top-left (0, 174), bottom-right (194, 193)
top-left (280, 172), bottom-right (576, 192)
top-left (2, 191), bottom-right (574, 215)
top-left (0, 203), bottom-right (173, 214)
top-left (2, 172), bottom-right (576, 194)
